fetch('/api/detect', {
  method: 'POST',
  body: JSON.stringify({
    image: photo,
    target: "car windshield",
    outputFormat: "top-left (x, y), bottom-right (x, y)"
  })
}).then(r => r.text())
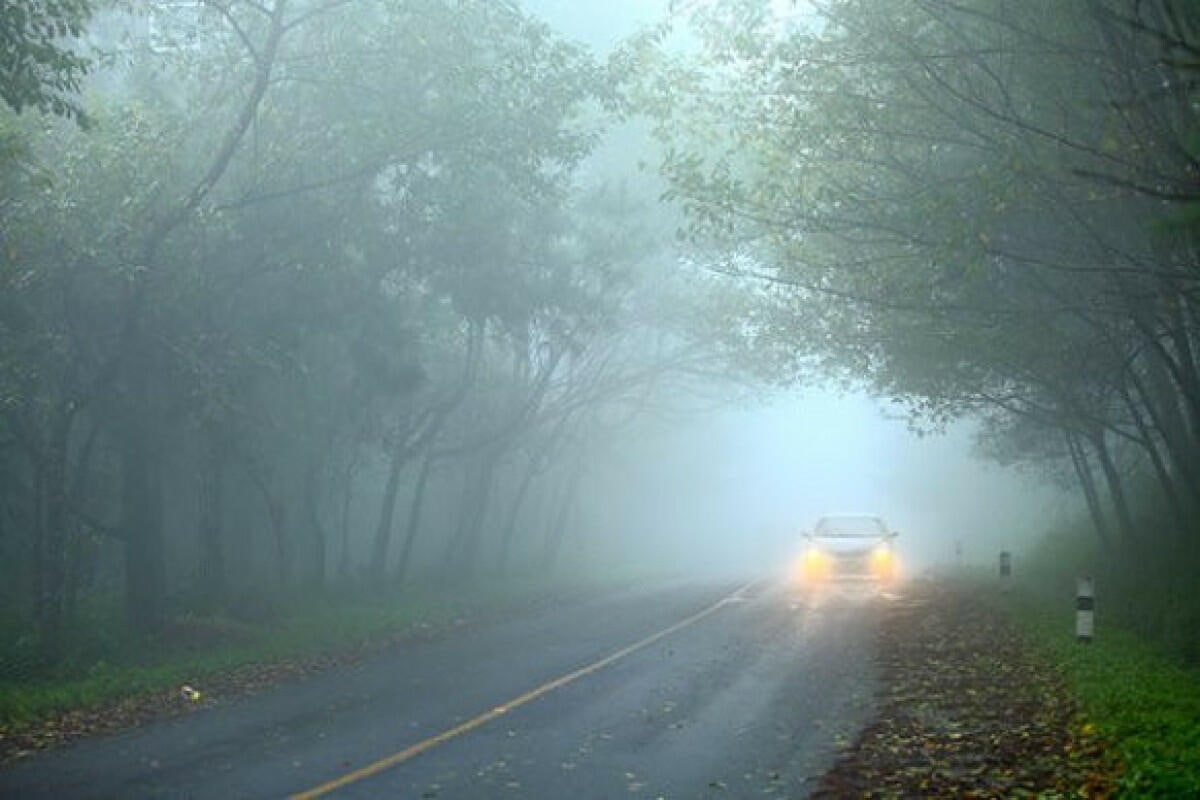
top-left (814, 515), bottom-right (887, 537)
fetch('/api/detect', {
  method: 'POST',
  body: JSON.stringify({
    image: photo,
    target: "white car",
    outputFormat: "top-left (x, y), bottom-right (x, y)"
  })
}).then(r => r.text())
top-left (796, 514), bottom-right (899, 586)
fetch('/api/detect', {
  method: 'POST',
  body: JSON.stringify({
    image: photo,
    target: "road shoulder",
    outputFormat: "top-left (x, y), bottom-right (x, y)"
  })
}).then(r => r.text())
top-left (813, 581), bottom-right (1118, 798)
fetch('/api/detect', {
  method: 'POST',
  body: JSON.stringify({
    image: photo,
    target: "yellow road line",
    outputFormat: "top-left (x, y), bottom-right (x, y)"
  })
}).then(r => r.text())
top-left (290, 581), bottom-right (755, 799)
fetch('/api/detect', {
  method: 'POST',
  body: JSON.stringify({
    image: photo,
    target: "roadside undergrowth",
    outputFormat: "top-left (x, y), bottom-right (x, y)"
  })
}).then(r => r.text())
top-left (0, 570), bottom-right (639, 764)
top-left (814, 581), bottom-right (1118, 798)
top-left (1000, 585), bottom-right (1200, 797)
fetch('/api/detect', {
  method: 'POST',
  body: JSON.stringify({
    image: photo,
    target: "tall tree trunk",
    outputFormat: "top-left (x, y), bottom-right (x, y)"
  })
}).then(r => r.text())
top-left (241, 457), bottom-right (291, 591)
top-left (496, 454), bottom-right (540, 577)
top-left (370, 438), bottom-right (412, 582)
top-left (64, 418), bottom-right (101, 619)
top-left (455, 448), bottom-right (501, 577)
top-left (1138, 319), bottom-right (1200, 453)
top-left (497, 415), bottom-right (573, 577)
top-left (268, 498), bottom-right (290, 590)
top-left (373, 322), bottom-right (484, 581)
top-left (30, 451), bottom-right (46, 636)
top-left (1130, 365), bottom-right (1200, 507)
top-left (442, 453), bottom-right (497, 578)
top-left (395, 323), bottom-right (485, 583)
top-left (542, 460), bottom-right (584, 572)
top-left (35, 406), bottom-right (73, 656)
top-left (305, 460), bottom-right (326, 589)
top-left (1165, 290), bottom-right (1200, 446)
top-left (1089, 428), bottom-right (1137, 546)
top-left (338, 459), bottom-right (356, 580)
top-left (121, 384), bottom-right (166, 634)
top-left (197, 426), bottom-right (227, 605)
top-left (1065, 429), bottom-right (1110, 549)
top-left (1121, 384), bottom-right (1190, 530)
top-left (395, 447), bottom-right (435, 585)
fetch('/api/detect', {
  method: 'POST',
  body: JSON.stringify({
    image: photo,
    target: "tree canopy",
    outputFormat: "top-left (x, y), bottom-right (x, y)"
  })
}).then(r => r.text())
top-left (641, 0), bottom-right (1200, 546)
top-left (0, 0), bottom-right (93, 123)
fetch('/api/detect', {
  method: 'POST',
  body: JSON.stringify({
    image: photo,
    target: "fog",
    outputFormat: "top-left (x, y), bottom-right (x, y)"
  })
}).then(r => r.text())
top-left (6, 4), bottom-right (1199, 795)
top-left (530, 0), bottom-right (663, 51)
top-left (7, 0), bottom-right (1185, 666)
top-left (569, 390), bottom-right (1063, 578)
top-left (520, 0), bottom-right (1065, 579)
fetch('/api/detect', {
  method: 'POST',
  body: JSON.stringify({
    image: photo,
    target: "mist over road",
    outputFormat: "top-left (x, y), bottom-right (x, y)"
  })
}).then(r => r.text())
top-left (0, 580), bottom-right (882, 799)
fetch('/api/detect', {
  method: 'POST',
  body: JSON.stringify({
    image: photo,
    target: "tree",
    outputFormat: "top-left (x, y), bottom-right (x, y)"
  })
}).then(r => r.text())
top-left (0, 0), bottom-right (93, 124)
top-left (643, 0), bottom-right (1200, 547)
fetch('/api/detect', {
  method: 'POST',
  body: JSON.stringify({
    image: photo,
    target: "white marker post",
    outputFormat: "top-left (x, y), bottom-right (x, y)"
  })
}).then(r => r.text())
top-left (1076, 576), bottom-right (1095, 643)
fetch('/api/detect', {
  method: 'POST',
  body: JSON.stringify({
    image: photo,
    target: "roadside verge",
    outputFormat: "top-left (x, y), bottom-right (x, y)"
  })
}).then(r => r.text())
top-left (813, 581), bottom-right (1118, 798)
top-left (0, 573), bottom-right (657, 765)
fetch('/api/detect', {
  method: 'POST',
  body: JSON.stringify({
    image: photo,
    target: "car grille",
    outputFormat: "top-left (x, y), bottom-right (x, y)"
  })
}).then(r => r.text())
top-left (831, 553), bottom-right (872, 577)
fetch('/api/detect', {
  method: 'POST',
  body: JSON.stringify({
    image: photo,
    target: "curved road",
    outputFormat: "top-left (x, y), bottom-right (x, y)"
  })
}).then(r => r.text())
top-left (0, 579), bottom-right (882, 799)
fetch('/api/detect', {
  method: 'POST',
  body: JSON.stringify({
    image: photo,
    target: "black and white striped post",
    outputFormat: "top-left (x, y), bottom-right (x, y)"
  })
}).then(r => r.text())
top-left (1076, 576), bottom-right (1095, 643)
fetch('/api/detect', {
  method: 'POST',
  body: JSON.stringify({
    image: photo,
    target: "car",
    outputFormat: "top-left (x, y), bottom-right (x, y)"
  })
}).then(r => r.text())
top-left (795, 513), bottom-right (899, 586)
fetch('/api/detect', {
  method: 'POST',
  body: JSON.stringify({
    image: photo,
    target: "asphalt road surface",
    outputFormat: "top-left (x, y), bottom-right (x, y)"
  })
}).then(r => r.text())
top-left (0, 579), bottom-right (884, 799)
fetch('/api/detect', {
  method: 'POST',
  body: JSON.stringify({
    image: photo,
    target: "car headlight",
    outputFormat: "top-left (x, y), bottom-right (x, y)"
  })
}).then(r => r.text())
top-left (870, 544), bottom-right (896, 578)
top-left (800, 547), bottom-right (829, 581)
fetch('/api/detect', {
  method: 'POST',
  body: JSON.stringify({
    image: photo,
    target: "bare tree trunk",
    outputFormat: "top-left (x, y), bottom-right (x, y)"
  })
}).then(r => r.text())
top-left (370, 438), bottom-right (411, 581)
top-left (1065, 429), bottom-right (1110, 549)
top-left (1165, 290), bottom-right (1200, 446)
top-left (496, 454), bottom-right (539, 577)
top-left (240, 455), bottom-right (291, 591)
top-left (496, 414), bottom-right (573, 576)
top-left (268, 498), bottom-right (290, 589)
top-left (542, 459), bottom-right (584, 572)
top-left (337, 458), bottom-right (357, 581)
top-left (395, 446), bottom-right (435, 585)
top-left (1130, 365), bottom-right (1200, 507)
top-left (442, 452), bottom-right (498, 578)
top-left (197, 426), bottom-right (227, 605)
top-left (64, 418), bottom-right (101, 618)
top-left (455, 448), bottom-right (501, 577)
top-left (374, 321), bottom-right (483, 581)
top-left (121, 385), bottom-right (166, 635)
top-left (1121, 383), bottom-right (1190, 530)
top-left (304, 459), bottom-right (326, 589)
top-left (1138, 320), bottom-right (1200, 453)
top-left (30, 451), bottom-right (46, 634)
top-left (43, 409), bottom-right (73, 649)
top-left (1089, 428), bottom-right (1136, 546)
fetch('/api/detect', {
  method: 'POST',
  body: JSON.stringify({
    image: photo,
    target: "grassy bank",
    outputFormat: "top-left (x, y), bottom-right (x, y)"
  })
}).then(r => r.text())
top-left (989, 579), bottom-right (1200, 796)
top-left (0, 587), bottom-right (452, 727)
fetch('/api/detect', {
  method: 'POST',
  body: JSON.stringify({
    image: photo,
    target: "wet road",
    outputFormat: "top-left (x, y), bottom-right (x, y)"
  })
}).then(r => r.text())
top-left (0, 579), bottom-right (883, 799)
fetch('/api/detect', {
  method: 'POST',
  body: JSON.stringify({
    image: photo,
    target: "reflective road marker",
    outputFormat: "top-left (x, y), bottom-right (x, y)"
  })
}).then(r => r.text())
top-left (1076, 576), bottom-right (1094, 643)
top-left (290, 581), bottom-right (757, 799)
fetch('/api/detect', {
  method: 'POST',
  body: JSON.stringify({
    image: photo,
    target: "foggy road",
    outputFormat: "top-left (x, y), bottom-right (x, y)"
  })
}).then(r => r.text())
top-left (0, 580), bottom-right (882, 799)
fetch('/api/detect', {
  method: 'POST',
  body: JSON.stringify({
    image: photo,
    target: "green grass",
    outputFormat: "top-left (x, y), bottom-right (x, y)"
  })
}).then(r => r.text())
top-left (0, 589), bottom-right (452, 726)
top-left (0, 568), bottom-right (641, 728)
top-left (998, 587), bottom-right (1200, 797)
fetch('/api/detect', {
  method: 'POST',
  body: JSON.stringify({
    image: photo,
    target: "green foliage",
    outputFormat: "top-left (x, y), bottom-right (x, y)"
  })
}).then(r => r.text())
top-left (996, 486), bottom-right (1200, 794)
top-left (0, 566), bottom-right (656, 730)
top-left (0, 0), bottom-right (721, 677)
top-left (642, 0), bottom-right (1200, 428)
top-left (0, 0), bottom-right (93, 124)
top-left (1006, 590), bottom-right (1200, 796)
top-left (1015, 515), bottom-right (1200, 666)
top-left (0, 577), bottom-right (529, 725)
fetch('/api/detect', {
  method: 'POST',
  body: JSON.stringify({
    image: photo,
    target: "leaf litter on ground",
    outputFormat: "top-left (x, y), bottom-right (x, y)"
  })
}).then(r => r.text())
top-left (813, 581), bottom-right (1120, 798)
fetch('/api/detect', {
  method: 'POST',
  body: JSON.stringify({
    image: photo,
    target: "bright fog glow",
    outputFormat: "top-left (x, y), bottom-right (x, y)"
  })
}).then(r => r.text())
top-left (578, 389), bottom-right (1063, 576)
